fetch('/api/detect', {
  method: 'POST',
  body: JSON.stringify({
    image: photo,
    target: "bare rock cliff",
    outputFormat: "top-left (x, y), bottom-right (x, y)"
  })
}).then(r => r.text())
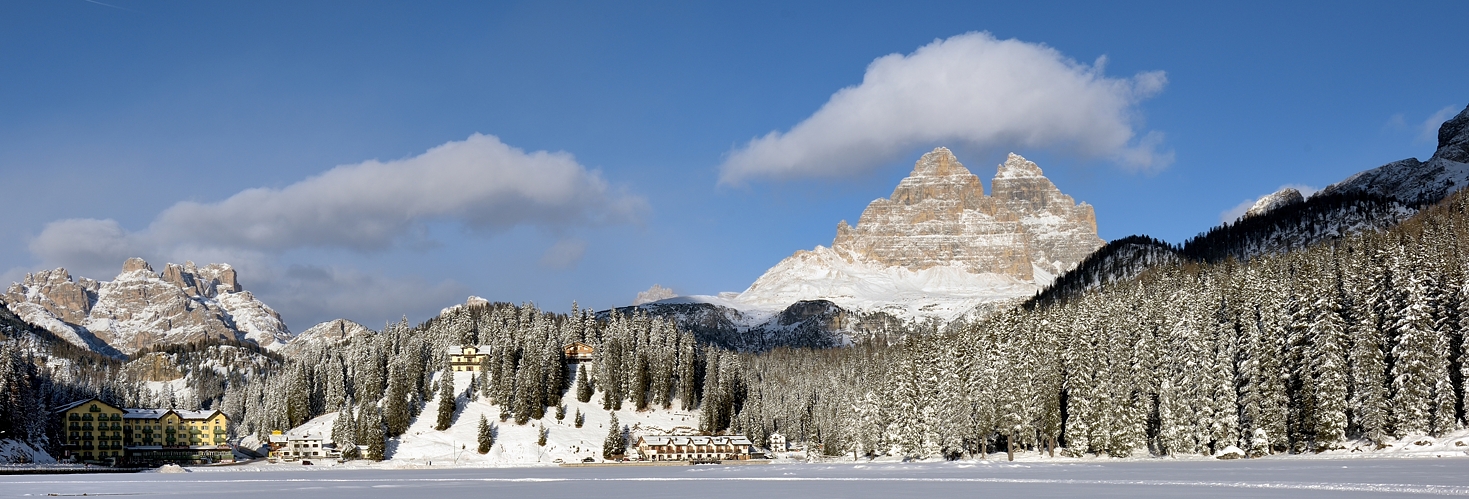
top-left (4, 258), bottom-right (293, 354)
top-left (831, 148), bottom-right (1101, 280)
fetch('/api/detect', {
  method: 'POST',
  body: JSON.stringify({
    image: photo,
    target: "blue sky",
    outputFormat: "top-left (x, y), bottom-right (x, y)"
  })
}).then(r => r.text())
top-left (2, 1), bottom-right (1465, 331)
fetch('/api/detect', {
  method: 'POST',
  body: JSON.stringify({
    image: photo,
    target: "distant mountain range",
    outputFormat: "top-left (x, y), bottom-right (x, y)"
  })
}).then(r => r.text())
top-left (4, 105), bottom-right (1465, 356)
top-left (3, 258), bottom-right (292, 356)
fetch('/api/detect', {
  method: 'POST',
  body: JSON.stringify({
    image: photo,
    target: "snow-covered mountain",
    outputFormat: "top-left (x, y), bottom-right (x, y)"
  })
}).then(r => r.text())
top-left (733, 148), bottom-right (1101, 322)
top-left (3, 257), bottom-right (293, 355)
top-left (626, 148), bottom-right (1103, 345)
top-left (282, 318), bottom-right (375, 353)
top-left (1321, 104), bottom-right (1469, 204)
top-left (1243, 187), bottom-right (1306, 219)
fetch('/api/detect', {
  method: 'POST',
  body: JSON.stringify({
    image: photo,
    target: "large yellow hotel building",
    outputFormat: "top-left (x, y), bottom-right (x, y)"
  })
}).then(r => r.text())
top-left (56, 398), bottom-right (232, 465)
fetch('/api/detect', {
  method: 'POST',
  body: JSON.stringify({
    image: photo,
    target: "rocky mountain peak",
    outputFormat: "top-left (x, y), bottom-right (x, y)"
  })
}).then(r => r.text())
top-left (1437, 105), bottom-right (1469, 164)
top-left (739, 148), bottom-right (1104, 321)
top-left (4, 257), bottom-right (292, 354)
top-left (996, 152), bottom-right (1046, 178)
top-left (827, 148), bottom-right (1102, 281)
top-left (1244, 187), bottom-right (1305, 218)
top-left (887, 147), bottom-right (987, 207)
top-left (121, 257), bottom-right (153, 274)
top-left (1321, 104), bottom-right (1469, 204)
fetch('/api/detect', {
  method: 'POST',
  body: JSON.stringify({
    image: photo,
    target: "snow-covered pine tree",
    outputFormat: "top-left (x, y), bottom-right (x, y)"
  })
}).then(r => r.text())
top-left (361, 405), bottom-right (385, 461)
top-left (575, 365), bottom-right (593, 403)
top-left (435, 370), bottom-right (456, 431)
top-left (603, 412), bottom-right (624, 459)
top-left (1306, 259), bottom-right (1349, 449)
top-left (477, 414), bottom-right (494, 454)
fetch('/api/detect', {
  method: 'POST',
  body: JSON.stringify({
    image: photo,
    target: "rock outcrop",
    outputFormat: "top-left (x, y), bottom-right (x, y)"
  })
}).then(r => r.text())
top-left (633, 284), bottom-right (677, 306)
top-left (736, 148), bottom-right (1103, 321)
top-left (3, 258), bottom-right (293, 354)
top-left (1243, 187), bottom-right (1306, 219)
top-left (828, 149), bottom-right (1099, 280)
top-left (283, 318), bottom-right (374, 353)
top-left (1322, 104), bottom-right (1469, 204)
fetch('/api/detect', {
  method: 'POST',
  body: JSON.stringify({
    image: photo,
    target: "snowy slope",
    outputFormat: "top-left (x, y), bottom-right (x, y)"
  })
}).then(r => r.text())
top-left (288, 373), bottom-right (703, 467)
top-left (734, 245), bottom-right (1039, 323)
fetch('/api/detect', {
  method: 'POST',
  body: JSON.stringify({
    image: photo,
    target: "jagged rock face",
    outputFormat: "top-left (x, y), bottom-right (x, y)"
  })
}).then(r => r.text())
top-left (3, 269), bottom-right (97, 325)
top-left (1244, 187), bottom-right (1305, 218)
top-left (1322, 104), bottom-right (1469, 204)
top-left (737, 148), bottom-right (1103, 323)
top-left (633, 284), bottom-right (677, 306)
top-left (991, 153), bottom-right (1103, 277)
top-left (283, 318), bottom-right (374, 353)
top-left (3, 258), bottom-right (293, 354)
top-left (831, 148), bottom-right (1101, 280)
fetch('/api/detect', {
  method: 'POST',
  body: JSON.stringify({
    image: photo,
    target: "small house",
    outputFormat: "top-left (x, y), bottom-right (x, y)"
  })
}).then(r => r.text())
top-left (448, 345), bottom-right (491, 372)
top-left (563, 342), bottom-right (595, 362)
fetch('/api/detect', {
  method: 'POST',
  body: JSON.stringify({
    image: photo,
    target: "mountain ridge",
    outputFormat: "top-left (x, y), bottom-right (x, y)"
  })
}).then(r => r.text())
top-left (3, 258), bottom-right (293, 356)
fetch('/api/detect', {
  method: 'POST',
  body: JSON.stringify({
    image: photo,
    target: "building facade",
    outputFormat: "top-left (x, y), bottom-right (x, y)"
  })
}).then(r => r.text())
top-left (56, 398), bottom-right (127, 464)
top-left (448, 345), bottom-right (490, 372)
top-left (636, 435), bottom-right (754, 461)
top-left (56, 398), bottom-right (232, 466)
top-left (563, 342), bottom-right (595, 362)
top-left (268, 429), bottom-right (337, 462)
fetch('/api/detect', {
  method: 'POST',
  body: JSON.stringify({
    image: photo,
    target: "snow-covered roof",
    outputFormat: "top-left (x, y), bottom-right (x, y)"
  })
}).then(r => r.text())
top-left (123, 409), bottom-right (170, 419)
top-left (53, 398), bottom-right (107, 414)
top-left (638, 435), bottom-right (753, 446)
top-left (448, 345), bottom-right (491, 355)
top-left (175, 409), bottom-right (222, 420)
top-left (122, 408), bottom-right (221, 420)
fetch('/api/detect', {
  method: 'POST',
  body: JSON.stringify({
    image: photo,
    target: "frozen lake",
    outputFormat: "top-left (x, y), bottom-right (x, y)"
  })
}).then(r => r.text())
top-left (5, 459), bottom-right (1469, 498)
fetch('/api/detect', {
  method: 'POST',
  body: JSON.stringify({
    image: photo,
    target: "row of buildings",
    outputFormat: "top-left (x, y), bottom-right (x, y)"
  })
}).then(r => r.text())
top-left (55, 398), bottom-right (232, 466)
top-left (634, 435), bottom-right (757, 461)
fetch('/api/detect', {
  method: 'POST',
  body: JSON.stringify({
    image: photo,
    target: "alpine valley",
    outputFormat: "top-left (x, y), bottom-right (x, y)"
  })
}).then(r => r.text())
top-left (1, 104), bottom-right (1468, 468)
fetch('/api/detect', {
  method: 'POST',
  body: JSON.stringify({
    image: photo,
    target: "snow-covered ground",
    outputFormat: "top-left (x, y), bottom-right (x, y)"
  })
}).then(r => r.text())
top-left (0, 439), bottom-right (54, 464)
top-left (7, 458), bottom-right (1469, 498)
top-left (275, 371), bottom-right (701, 467)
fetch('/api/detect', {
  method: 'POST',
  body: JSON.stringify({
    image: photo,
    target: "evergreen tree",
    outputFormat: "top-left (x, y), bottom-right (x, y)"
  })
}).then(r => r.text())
top-left (603, 412), bottom-right (625, 459)
top-left (435, 370), bottom-right (456, 431)
top-left (575, 365), bottom-right (593, 403)
top-left (361, 405), bottom-right (386, 461)
top-left (477, 414), bottom-right (494, 454)
top-left (575, 408), bottom-right (585, 428)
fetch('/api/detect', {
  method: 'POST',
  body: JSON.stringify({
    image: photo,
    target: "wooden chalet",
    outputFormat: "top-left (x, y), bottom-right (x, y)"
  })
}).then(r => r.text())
top-left (563, 341), bottom-right (595, 362)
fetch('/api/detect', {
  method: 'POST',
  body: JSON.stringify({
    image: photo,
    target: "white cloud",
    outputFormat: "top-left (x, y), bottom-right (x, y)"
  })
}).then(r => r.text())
top-left (1419, 106), bottom-right (1459, 144)
top-left (30, 133), bottom-right (644, 268)
top-left (21, 134), bottom-right (644, 328)
top-left (718, 32), bottom-right (1172, 184)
